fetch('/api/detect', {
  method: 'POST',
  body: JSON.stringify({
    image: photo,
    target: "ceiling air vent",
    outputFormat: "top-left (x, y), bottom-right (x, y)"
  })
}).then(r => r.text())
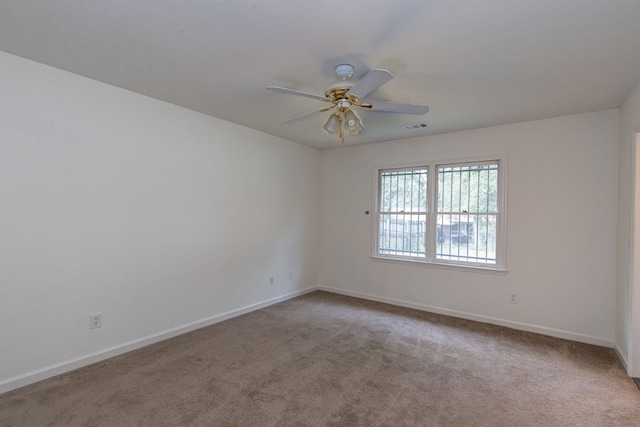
top-left (403, 122), bottom-right (428, 131)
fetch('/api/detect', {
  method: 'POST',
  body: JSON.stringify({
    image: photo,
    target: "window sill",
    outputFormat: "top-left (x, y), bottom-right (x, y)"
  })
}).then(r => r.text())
top-left (370, 255), bottom-right (507, 274)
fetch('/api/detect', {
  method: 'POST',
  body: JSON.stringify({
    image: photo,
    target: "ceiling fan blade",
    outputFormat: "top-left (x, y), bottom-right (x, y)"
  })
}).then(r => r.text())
top-left (266, 86), bottom-right (333, 103)
top-left (361, 100), bottom-right (429, 115)
top-left (346, 69), bottom-right (394, 99)
top-left (281, 106), bottom-right (335, 124)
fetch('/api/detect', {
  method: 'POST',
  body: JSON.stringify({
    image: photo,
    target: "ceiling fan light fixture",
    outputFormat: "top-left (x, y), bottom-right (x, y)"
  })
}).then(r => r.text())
top-left (323, 113), bottom-right (341, 134)
top-left (343, 109), bottom-right (364, 135)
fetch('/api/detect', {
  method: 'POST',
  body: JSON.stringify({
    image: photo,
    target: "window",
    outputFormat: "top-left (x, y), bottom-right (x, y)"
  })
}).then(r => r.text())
top-left (378, 168), bottom-right (428, 257)
top-left (375, 158), bottom-right (505, 270)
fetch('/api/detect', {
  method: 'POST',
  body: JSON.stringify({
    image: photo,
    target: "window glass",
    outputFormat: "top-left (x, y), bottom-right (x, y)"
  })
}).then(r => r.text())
top-left (436, 163), bottom-right (499, 265)
top-left (378, 168), bottom-right (428, 257)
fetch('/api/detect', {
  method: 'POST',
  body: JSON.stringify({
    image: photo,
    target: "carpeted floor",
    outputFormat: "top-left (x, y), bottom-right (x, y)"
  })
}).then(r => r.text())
top-left (1, 291), bottom-right (639, 426)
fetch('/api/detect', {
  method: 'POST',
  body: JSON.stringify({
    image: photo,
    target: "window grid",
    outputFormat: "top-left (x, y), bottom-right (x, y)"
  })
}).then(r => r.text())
top-left (436, 163), bottom-right (499, 265)
top-left (376, 160), bottom-right (503, 269)
top-left (378, 168), bottom-right (428, 257)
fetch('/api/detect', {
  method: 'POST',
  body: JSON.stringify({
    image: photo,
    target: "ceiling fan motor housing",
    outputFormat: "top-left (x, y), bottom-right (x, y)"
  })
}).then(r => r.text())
top-left (325, 83), bottom-right (354, 100)
top-left (325, 64), bottom-right (356, 100)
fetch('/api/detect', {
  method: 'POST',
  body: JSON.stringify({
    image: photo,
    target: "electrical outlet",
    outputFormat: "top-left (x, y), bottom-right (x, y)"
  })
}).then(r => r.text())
top-left (288, 271), bottom-right (293, 280)
top-left (90, 312), bottom-right (102, 329)
top-left (509, 292), bottom-right (518, 304)
top-left (269, 275), bottom-right (275, 285)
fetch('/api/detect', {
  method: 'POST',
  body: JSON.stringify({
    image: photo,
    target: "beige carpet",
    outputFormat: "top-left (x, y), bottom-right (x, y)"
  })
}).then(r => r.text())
top-left (1, 291), bottom-right (639, 426)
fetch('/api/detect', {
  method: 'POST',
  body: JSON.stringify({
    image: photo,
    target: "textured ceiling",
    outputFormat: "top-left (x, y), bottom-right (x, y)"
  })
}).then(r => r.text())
top-left (2, 1), bottom-right (640, 149)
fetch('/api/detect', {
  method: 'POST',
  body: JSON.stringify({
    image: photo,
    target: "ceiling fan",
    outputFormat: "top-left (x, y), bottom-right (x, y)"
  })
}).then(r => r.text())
top-left (267, 64), bottom-right (429, 143)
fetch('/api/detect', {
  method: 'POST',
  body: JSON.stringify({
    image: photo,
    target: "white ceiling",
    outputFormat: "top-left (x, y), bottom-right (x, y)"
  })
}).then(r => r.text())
top-left (2, 1), bottom-right (640, 149)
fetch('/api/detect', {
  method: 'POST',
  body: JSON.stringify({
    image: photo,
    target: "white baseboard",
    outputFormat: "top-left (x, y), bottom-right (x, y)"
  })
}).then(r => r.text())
top-left (2, 285), bottom-right (618, 395)
top-left (614, 341), bottom-right (630, 374)
top-left (317, 286), bottom-right (614, 349)
top-left (0, 286), bottom-right (318, 395)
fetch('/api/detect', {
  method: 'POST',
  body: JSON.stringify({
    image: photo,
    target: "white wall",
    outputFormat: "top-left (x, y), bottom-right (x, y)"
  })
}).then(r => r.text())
top-left (616, 78), bottom-right (640, 373)
top-left (0, 52), bottom-right (319, 390)
top-left (319, 110), bottom-right (619, 345)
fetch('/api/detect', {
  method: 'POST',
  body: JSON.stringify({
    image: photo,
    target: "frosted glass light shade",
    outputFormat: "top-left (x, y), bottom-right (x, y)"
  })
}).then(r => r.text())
top-left (323, 113), bottom-right (341, 134)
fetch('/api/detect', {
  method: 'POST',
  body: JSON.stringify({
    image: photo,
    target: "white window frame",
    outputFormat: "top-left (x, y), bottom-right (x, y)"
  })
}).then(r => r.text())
top-left (372, 156), bottom-right (507, 272)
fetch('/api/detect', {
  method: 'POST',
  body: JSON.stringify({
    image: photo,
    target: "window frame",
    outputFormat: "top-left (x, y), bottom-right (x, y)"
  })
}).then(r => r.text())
top-left (372, 156), bottom-right (507, 272)
top-left (377, 166), bottom-right (429, 259)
